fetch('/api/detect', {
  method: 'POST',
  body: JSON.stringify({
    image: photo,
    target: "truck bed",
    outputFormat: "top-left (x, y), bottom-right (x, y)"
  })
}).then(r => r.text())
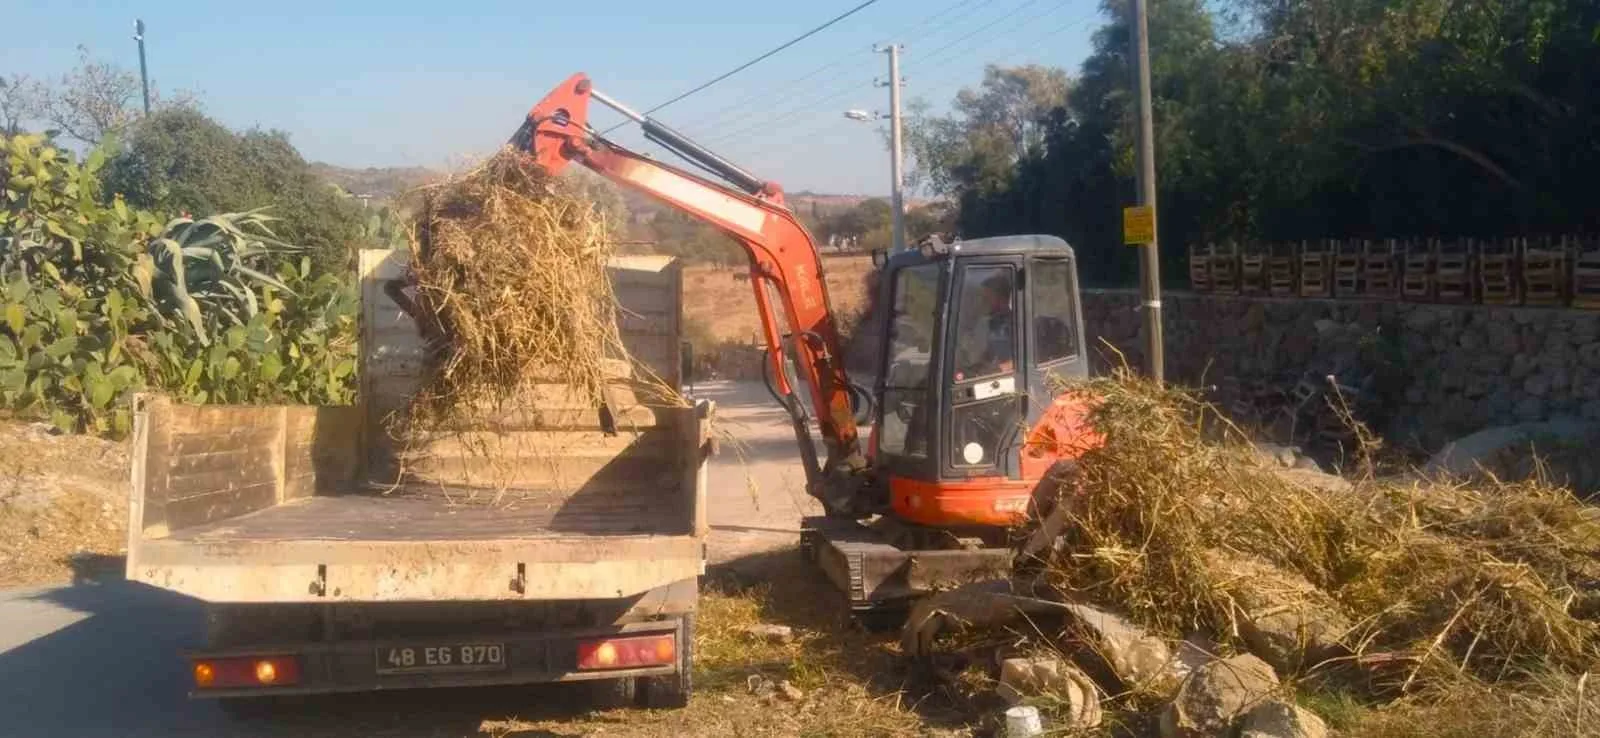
top-left (126, 251), bottom-right (710, 605)
top-left (166, 486), bottom-right (683, 543)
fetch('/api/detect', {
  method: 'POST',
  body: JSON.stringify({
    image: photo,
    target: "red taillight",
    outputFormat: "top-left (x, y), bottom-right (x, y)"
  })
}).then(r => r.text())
top-left (576, 634), bottom-right (676, 670)
top-left (191, 655), bottom-right (301, 689)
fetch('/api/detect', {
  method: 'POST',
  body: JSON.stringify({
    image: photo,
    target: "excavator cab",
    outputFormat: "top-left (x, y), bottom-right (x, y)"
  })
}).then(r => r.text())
top-left (867, 236), bottom-right (1093, 530)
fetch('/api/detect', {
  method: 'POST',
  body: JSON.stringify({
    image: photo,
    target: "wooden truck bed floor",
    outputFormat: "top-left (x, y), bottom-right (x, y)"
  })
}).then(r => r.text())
top-left (165, 486), bottom-right (685, 543)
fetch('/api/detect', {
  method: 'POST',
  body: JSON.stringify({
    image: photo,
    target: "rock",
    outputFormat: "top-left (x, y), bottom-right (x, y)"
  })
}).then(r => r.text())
top-left (1515, 396), bottom-right (1546, 421)
top-left (995, 657), bottom-right (1103, 728)
top-left (901, 581), bottom-right (1076, 661)
top-left (1312, 319), bottom-right (1337, 335)
top-left (1245, 304), bottom-right (1266, 333)
top-left (1573, 316), bottom-right (1600, 345)
top-left (1404, 308), bottom-right (1440, 331)
top-left (1582, 342), bottom-right (1600, 369)
top-left (1252, 443), bottom-right (1299, 468)
top-left (777, 680), bottom-right (804, 702)
top-left (1584, 401), bottom-right (1600, 421)
top-left (1512, 309), bottom-right (1540, 326)
top-left (1550, 365), bottom-right (1573, 393)
top-left (1524, 372), bottom-right (1552, 397)
top-left (1424, 420), bottom-right (1600, 479)
top-left (746, 674), bottom-right (776, 698)
top-left (1292, 456), bottom-right (1322, 472)
top-left (1457, 330), bottom-right (1483, 352)
top-left (1059, 602), bottom-right (1179, 695)
top-left (1240, 700), bottom-right (1329, 738)
top-left (1510, 353), bottom-right (1537, 379)
top-left (1210, 555), bottom-right (1351, 674)
top-left (1159, 654), bottom-right (1280, 738)
top-left (1487, 321), bottom-right (1520, 355)
top-left (740, 624), bottom-right (794, 644)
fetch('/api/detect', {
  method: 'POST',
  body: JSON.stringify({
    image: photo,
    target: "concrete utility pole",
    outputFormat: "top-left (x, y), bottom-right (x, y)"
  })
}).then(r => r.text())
top-left (1130, 0), bottom-right (1165, 382)
top-left (874, 44), bottom-right (907, 254)
top-left (134, 19), bottom-right (151, 115)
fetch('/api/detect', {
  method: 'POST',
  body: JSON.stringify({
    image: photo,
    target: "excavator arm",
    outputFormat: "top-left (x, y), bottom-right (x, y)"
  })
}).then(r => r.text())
top-left (513, 74), bottom-right (872, 514)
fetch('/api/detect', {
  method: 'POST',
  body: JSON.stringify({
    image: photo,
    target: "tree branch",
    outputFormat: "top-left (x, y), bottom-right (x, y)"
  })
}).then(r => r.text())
top-left (1352, 130), bottom-right (1525, 190)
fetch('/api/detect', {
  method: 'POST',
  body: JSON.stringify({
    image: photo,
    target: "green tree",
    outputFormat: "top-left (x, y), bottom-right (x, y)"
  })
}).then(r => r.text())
top-left (935, 0), bottom-right (1600, 285)
top-left (903, 64), bottom-right (1071, 200)
top-left (101, 108), bottom-right (366, 274)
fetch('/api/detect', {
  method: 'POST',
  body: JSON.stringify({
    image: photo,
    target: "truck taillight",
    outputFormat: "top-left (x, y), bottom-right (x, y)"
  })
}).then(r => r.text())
top-left (576, 634), bottom-right (676, 670)
top-left (192, 655), bottom-right (301, 689)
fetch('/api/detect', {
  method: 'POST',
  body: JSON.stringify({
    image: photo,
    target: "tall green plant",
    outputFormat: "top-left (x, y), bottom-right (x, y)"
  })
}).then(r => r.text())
top-left (139, 209), bottom-right (301, 346)
top-left (2, 132), bottom-right (358, 435)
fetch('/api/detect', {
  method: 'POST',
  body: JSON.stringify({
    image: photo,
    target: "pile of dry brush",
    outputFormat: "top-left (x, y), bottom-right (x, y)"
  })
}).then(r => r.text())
top-left (398, 150), bottom-right (651, 433)
top-left (1034, 370), bottom-right (1599, 729)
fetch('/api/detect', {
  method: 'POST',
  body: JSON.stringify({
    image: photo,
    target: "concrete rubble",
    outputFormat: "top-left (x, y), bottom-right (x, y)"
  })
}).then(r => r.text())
top-left (1159, 654), bottom-right (1281, 738)
top-left (1059, 601), bottom-right (1181, 695)
top-left (1240, 700), bottom-right (1330, 738)
top-left (740, 623), bottom-right (795, 644)
top-left (994, 656), bottom-right (1103, 729)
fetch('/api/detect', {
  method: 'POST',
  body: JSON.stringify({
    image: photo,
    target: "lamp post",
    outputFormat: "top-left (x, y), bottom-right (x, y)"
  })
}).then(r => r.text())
top-left (842, 107), bottom-right (907, 253)
top-left (134, 19), bottom-right (151, 115)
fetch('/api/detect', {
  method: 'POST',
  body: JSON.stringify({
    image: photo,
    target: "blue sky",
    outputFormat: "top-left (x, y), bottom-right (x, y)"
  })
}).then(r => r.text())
top-left (3, 0), bottom-right (1106, 195)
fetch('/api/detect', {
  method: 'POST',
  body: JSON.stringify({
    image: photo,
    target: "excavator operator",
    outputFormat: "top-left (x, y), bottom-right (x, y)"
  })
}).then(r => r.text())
top-left (981, 272), bottom-right (1016, 375)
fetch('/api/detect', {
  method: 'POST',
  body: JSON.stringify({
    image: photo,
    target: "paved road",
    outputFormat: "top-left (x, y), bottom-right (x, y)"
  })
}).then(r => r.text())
top-left (0, 380), bottom-right (822, 738)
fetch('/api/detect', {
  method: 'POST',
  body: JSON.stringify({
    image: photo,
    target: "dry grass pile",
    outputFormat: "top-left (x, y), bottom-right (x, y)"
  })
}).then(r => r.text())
top-left (402, 150), bottom-right (660, 432)
top-left (1043, 370), bottom-right (1600, 696)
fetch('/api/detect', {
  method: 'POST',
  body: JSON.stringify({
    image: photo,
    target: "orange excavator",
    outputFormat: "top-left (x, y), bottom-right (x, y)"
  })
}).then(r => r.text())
top-left (515, 74), bottom-right (1100, 621)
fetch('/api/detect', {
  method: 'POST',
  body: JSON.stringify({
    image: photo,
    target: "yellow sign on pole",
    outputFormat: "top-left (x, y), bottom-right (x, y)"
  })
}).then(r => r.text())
top-left (1123, 205), bottom-right (1154, 245)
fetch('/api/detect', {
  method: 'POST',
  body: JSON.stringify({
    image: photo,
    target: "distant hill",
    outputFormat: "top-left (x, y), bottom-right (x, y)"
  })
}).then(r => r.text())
top-left (309, 163), bottom-right (442, 201)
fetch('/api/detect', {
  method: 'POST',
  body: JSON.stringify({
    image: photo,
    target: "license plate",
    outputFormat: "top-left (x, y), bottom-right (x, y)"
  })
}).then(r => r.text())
top-left (376, 643), bottom-right (506, 674)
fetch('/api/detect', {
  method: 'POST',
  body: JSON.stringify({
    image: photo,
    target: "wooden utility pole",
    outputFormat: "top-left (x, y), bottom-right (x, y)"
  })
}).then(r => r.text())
top-left (1130, 0), bottom-right (1165, 382)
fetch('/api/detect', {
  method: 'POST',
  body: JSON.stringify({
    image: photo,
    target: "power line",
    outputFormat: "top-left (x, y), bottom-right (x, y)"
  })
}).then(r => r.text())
top-left (722, 6), bottom-right (1098, 165)
top-left (683, 0), bottom-right (998, 142)
top-left (600, 0), bottom-right (885, 134)
top-left (914, 0), bottom-right (1060, 65)
top-left (710, 0), bottom-right (1086, 150)
top-left (695, 0), bottom-right (1037, 145)
top-left (908, 7), bottom-right (1100, 98)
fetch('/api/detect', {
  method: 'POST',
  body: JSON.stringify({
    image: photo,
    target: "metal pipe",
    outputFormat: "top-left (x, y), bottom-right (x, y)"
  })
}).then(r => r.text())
top-left (589, 87), bottom-right (646, 124)
top-left (641, 119), bottom-right (767, 196)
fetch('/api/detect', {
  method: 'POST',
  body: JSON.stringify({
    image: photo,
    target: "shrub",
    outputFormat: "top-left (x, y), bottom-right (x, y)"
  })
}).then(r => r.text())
top-left (2, 133), bottom-right (356, 435)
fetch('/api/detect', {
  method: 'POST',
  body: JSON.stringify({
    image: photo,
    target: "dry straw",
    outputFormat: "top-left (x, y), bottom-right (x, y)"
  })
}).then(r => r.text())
top-left (405, 150), bottom-right (624, 421)
top-left (1042, 369), bottom-right (1600, 693)
top-left (388, 149), bottom-right (683, 495)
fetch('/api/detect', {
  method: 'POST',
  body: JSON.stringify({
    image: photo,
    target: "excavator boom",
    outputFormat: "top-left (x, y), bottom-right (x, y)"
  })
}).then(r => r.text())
top-left (515, 74), bottom-right (871, 512)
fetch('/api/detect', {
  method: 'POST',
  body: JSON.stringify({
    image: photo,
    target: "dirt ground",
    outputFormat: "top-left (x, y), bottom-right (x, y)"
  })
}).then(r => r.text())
top-left (0, 420), bottom-right (128, 587)
top-left (682, 255), bottom-right (876, 349)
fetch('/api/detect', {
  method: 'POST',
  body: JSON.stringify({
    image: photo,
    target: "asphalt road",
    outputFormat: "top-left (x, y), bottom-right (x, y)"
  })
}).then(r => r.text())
top-left (0, 380), bottom-right (825, 738)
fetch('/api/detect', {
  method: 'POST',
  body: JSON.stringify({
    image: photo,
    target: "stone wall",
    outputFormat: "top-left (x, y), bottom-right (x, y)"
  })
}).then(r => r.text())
top-left (1082, 289), bottom-right (1600, 449)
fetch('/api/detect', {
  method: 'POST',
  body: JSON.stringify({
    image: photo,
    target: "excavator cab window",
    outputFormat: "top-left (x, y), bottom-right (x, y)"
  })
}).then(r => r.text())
top-left (878, 263), bottom-right (941, 461)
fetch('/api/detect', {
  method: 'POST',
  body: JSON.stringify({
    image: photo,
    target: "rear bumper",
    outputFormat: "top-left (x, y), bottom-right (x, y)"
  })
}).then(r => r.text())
top-left (187, 620), bottom-right (682, 698)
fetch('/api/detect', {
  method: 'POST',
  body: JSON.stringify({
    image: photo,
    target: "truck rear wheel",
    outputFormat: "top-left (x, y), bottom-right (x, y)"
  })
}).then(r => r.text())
top-left (638, 614), bottom-right (694, 709)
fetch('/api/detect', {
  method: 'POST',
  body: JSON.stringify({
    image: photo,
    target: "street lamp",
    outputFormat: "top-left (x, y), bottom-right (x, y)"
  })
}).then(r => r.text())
top-left (842, 108), bottom-right (907, 254)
